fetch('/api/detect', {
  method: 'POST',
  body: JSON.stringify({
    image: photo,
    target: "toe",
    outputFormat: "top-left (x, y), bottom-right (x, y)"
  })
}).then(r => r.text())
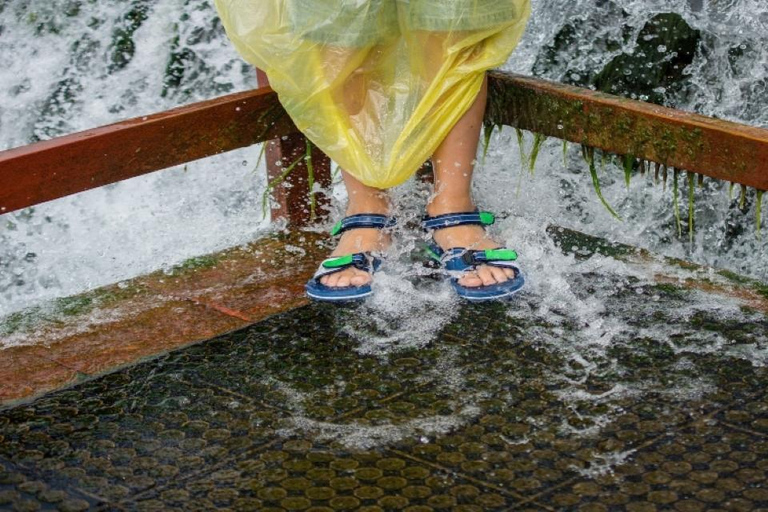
top-left (335, 271), bottom-right (352, 288)
top-left (324, 272), bottom-right (342, 288)
top-left (349, 269), bottom-right (372, 287)
top-left (477, 266), bottom-right (497, 286)
top-left (488, 266), bottom-right (510, 284)
top-left (458, 271), bottom-right (483, 288)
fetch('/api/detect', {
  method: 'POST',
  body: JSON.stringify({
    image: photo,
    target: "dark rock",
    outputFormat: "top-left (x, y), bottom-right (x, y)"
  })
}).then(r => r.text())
top-left (533, 0), bottom-right (631, 88)
top-left (108, 0), bottom-right (151, 73)
top-left (593, 13), bottom-right (701, 105)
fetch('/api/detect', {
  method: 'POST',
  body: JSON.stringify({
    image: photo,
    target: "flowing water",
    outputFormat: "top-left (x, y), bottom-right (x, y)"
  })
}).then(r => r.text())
top-left (1, 0), bottom-right (766, 318)
top-left (1, 0), bottom-right (768, 487)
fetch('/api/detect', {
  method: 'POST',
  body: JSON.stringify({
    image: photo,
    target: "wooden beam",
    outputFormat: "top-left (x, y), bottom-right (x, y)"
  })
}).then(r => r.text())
top-left (255, 67), bottom-right (333, 226)
top-left (265, 133), bottom-right (332, 226)
top-left (0, 87), bottom-right (295, 214)
top-left (3, 72), bottom-right (767, 218)
top-left (487, 72), bottom-right (768, 191)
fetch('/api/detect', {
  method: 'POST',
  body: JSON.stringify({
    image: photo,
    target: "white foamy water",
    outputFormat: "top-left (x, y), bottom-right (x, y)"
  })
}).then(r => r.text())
top-left (1, 0), bottom-right (767, 322)
top-left (0, 0), bottom-right (265, 316)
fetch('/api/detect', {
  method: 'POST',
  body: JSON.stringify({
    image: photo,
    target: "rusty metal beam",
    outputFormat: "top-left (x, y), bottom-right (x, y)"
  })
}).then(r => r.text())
top-left (0, 87), bottom-right (295, 215)
top-left (487, 72), bottom-right (768, 191)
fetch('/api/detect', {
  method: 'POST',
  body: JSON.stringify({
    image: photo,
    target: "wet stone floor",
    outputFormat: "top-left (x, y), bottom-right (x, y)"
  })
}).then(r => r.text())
top-left (1, 294), bottom-right (768, 511)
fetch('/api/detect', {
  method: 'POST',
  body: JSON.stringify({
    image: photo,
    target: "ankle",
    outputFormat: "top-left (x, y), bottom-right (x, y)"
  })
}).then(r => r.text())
top-left (426, 196), bottom-right (476, 217)
top-left (345, 195), bottom-right (391, 217)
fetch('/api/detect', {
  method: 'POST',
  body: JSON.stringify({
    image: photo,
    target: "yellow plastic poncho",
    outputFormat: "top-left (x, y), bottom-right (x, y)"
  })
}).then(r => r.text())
top-left (215, 0), bottom-right (531, 189)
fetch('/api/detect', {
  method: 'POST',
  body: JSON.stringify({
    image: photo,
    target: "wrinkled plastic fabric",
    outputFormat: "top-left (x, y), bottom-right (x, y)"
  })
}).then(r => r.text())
top-left (215, 0), bottom-right (531, 189)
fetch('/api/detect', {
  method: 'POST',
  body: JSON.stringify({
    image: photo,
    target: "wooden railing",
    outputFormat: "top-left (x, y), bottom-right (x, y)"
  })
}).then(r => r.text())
top-left (1, 71), bottom-right (766, 225)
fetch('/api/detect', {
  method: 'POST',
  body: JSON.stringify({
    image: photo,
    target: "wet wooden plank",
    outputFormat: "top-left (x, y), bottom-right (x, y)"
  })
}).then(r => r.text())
top-left (0, 87), bottom-right (295, 214)
top-left (0, 346), bottom-right (79, 403)
top-left (487, 72), bottom-right (768, 191)
top-left (546, 225), bottom-right (768, 314)
top-left (0, 230), bottom-right (328, 406)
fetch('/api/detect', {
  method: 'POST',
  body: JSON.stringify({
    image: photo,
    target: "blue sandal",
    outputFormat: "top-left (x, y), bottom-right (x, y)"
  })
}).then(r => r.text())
top-left (305, 214), bottom-right (396, 302)
top-left (422, 211), bottom-right (525, 302)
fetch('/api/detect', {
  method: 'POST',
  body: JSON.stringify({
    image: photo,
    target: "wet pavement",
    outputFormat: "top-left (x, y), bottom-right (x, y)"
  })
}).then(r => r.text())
top-left (1, 279), bottom-right (767, 512)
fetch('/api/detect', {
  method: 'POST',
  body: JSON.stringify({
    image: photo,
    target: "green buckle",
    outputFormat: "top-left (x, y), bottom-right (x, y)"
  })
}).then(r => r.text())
top-left (484, 249), bottom-right (517, 261)
top-left (322, 254), bottom-right (354, 269)
top-left (330, 221), bottom-right (343, 237)
top-left (479, 212), bottom-right (496, 226)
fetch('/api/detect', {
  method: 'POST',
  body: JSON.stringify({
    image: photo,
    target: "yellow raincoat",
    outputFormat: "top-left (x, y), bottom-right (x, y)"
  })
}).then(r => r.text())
top-left (215, 0), bottom-right (531, 189)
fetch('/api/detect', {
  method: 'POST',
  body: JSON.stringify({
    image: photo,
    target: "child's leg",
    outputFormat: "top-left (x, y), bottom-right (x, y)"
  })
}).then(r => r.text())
top-left (320, 171), bottom-right (391, 288)
top-left (427, 76), bottom-right (516, 287)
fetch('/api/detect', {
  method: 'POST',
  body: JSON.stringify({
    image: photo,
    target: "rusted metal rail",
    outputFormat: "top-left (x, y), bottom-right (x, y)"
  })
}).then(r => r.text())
top-left (1, 72), bottom-right (766, 224)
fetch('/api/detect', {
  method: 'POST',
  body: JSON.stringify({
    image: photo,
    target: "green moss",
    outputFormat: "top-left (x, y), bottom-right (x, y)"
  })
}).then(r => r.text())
top-left (717, 270), bottom-right (768, 300)
top-left (546, 226), bottom-right (637, 260)
top-left (0, 309), bottom-right (40, 337)
top-left (53, 296), bottom-right (95, 317)
top-left (667, 257), bottom-right (699, 271)
top-left (651, 283), bottom-right (687, 299)
top-left (170, 254), bottom-right (220, 274)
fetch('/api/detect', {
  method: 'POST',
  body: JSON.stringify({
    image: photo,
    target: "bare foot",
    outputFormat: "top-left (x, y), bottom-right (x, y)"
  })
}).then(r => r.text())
top-left (427, 209), bottom-right (515, 288)
top-left (320, 227), bottom-right (390, 288)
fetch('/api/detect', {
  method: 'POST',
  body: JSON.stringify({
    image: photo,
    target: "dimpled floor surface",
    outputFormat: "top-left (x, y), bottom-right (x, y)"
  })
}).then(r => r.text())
top-left (1, 295), bottom-right (768, 512)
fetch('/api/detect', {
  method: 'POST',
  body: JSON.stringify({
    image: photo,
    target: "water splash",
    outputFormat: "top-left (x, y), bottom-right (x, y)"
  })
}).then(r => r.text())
top-left (2, 0), bottom-right (768, 315)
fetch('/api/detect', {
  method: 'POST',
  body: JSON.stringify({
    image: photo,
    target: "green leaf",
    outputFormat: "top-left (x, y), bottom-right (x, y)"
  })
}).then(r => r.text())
top-left (586, 147), bottom-right (622, 221)
top-left (482, 123), bottom-right (495, 165)
top-left (529, 133), bottom-right (547, 175)
top-left (757, 190), bottom-right (764, 240)
top-left (673, 169), bottom-right (682, 238)
top-left (688, 171), bottom-right (695, 244)
top-left (623, 154), bottom-right (634, 190)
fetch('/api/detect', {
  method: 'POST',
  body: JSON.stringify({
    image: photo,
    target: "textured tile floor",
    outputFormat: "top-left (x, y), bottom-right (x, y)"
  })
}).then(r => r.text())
top-left (1, 287), bottom-right (767, 511)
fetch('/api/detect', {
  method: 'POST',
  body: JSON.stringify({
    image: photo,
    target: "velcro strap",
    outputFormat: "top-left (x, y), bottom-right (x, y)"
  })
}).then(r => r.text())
top-left (330, 214), bottom-right (396, 237)
top-left (469, 249), bottom-right (518, 264)
top-left (422, 211), bottom-right (495, 231)
top-left (440, 248), bottom-right (518, 272)
top-left (314, 253), bottom-right (378, 279)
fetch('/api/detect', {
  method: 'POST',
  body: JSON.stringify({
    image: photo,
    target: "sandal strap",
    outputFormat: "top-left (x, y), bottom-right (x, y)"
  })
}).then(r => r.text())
top-left (330, 214), bottom-right (396, 237)
top-left (422, 211), bottom-right (495, 231)
top-left (313, 252), bottom-right (381, 279)
top-left (432, 247), bottom-right (518, 272)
